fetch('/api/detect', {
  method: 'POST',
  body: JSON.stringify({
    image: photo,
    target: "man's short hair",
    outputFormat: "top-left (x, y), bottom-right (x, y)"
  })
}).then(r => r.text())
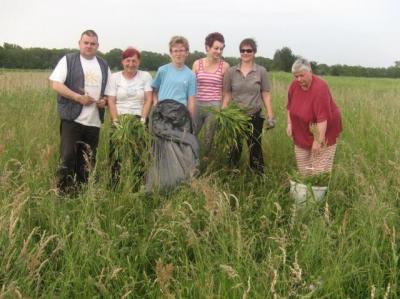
top-left (81, 29), bottom-right (98, 39)
top-left (169, 36), bottom-right (189, 52)
top-left (292, 58), bottom-right (312, 73)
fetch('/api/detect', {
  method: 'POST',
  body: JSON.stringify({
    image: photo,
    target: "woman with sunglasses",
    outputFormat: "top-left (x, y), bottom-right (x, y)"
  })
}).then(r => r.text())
top-left (222, 38), bottom-right (274, 174)
top-left (192, 32), bottom-right (230, 162)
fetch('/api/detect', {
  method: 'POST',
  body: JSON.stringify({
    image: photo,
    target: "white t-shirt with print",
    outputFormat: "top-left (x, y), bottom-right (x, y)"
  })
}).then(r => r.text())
top-left (49, 55), bottom-right (111, 128)
top-left (105, 70), bottom-right (152, 116)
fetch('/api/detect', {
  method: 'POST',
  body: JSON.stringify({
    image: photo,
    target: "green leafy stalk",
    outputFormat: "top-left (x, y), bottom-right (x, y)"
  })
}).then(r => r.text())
top-left (110, 115), bottom-right (152, 177)
top-left (208, 103), bottom-right (253, 153)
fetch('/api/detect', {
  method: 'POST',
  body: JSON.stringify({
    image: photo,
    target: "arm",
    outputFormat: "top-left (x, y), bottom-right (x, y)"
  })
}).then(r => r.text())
top-left (286, 110), bottom-right (292, 137)
top-left (220, 62), bottom-right (230, 105)
top-left (49, 56), bottom-right (94, 105)
top-left (262, 90), bottom-right (275, 129)
top-left (187, 71), bottom-right (197, 119)
top-left (315, 120), bottom-right (327, 144)
top-left (107, 96), bottom-right (119, 122)
top-left (188, 95), bottom-right (195, 119)
top-left (222, 91), bottom-right (231, 109)
top-left (51, 81), bottom-right (94, 106)
top-left (261, 91), bottom-right (273, 119)
top-left (97, 68), bottom-right (113, 108)
top-left (152, 90), bottom-right (158, 107)
top-left (192, 60), bottom-right (199, 73)
top-left (312, 82), bottom-right (331, 154)
top-left (151, 68), bottom-right (161, 107)
top-left (222, 61), bottom-right (230, 74)
top-left (260, 68), bottom-right (275, 127)
top-left (222, 68), bottom-right (231, 108)
top-left (141, 91), bottom-right (153, 119)
top-left (311, 120), bottom-right (328, 155)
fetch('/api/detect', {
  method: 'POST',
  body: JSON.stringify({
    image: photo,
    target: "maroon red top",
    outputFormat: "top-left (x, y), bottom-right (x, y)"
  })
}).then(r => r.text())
top-left (287, 75), bottom-right (342, 149)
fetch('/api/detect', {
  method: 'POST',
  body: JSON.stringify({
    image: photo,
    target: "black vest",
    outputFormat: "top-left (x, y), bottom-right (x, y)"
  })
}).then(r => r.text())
top-left (56, 52), bottom-right (108, 122)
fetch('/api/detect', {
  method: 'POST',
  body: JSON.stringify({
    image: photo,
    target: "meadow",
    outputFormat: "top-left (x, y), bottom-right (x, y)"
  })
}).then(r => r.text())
top-left (0, 69), bottom-right (399, 298)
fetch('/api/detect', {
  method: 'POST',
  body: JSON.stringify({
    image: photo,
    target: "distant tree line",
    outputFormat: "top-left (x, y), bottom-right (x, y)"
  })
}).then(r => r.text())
top-left (1, 43), bottom-right (399, 78)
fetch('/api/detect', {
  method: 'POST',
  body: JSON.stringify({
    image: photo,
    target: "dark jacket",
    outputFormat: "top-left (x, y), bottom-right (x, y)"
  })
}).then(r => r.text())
top-left (57, 52), bottom-right (108, 122)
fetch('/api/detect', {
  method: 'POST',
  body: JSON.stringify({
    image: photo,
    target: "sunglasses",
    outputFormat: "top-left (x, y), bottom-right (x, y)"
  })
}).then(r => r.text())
top-left (240, 48), bottom-right (253, 54)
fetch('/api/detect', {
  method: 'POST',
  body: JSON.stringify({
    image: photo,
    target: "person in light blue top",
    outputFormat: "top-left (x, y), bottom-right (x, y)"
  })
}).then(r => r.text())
top-left (146, 36), bottom-right (199, 192)
top-left (152, 36), bottom-right (196, 118)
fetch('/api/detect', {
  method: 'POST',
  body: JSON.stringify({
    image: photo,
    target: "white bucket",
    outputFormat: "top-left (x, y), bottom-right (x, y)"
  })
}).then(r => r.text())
top-left (290, 180), bottom-right (328, 206)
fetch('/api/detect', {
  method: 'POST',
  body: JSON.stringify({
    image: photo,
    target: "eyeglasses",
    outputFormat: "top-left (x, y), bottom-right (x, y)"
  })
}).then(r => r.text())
top-left (240, 49), bottom-right (253, 54)
top-left (171, 49), bottom-right (187, 54)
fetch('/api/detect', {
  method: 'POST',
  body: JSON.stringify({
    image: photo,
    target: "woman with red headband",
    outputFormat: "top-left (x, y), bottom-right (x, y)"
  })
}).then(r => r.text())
top-left (105, 47), bottom-right (153, 185)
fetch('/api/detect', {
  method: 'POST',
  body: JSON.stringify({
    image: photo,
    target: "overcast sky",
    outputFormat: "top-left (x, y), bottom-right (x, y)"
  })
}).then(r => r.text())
top-left (1, 0), bottom-right (399, 67)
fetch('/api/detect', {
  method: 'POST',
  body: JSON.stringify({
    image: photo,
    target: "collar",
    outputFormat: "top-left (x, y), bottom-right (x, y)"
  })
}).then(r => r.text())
top-left (234, 63), bottom-right (257, 72)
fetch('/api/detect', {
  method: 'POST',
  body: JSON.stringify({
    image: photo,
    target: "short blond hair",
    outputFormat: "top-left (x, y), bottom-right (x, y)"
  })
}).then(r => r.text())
top-left (169, 36), bottom-right (189, 52)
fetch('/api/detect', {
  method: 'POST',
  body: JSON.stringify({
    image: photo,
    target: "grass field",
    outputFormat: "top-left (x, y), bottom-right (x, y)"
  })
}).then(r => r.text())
top-left (0, 69), bottom-right (399, 298)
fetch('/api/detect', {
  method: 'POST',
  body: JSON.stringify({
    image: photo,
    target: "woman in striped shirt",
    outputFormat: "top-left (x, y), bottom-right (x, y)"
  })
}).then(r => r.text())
top-left (192, 32), bottom-right (230, 161)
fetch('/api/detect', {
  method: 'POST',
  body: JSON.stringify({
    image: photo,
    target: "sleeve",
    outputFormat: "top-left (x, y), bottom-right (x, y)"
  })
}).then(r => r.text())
top-left (188, 72), bottom-right (197, 97)
top-left (143, 72), bottom-right (153, 92)
top-left (151, 67), bottom-right (162, 90)
top-left (49, 56), bottom-right (67, 83)
top-left (223, 68), bottom-right (232, 92)
top-left (260, 67), bottom-right (271, 92)
top-left (105, 72), bottom-right (117, 96)
top-left (286, 83), bottom-right (293, 110)
top-left (313, 83), bottom-right (332, 122)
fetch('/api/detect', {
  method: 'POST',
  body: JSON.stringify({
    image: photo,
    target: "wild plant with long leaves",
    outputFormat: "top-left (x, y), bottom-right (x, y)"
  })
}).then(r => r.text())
top-left (289, 170), bottom-right (331, 187)
top-left (110, 115), bottom-right (152, 186)
top-left (209, 103), bottom-right (253, 153)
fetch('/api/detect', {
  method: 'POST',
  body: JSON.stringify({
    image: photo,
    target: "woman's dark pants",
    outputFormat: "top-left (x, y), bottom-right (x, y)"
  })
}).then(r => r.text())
top-left (229, 111), bottom-right (264, 174)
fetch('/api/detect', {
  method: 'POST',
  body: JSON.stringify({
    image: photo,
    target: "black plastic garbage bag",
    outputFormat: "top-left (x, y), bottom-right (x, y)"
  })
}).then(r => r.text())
top-left (146, 100), bottom-right (199, 192)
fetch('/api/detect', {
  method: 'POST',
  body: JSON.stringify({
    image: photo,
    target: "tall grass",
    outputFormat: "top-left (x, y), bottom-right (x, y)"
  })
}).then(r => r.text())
top-left (0, 70), bottom-right (399, 298)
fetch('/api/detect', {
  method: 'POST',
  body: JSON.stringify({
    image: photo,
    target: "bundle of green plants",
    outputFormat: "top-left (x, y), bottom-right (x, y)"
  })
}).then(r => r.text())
top-left (110, 115), bottom-right (152, 183)
top-left (209, 103), bottom-right (253, 153)
top-left (289, 170), bottom-right (331, 187)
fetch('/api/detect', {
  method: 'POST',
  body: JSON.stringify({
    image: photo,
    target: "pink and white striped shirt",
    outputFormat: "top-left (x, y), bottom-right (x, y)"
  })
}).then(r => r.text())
top-left (195, 59), bottom-right (224, 102)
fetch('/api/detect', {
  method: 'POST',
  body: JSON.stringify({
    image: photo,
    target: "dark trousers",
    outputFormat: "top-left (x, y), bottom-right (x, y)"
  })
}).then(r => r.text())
top-left (57, 120), bottom-right (100, 193)
top-left (229, 111), bottom-right (265, 173)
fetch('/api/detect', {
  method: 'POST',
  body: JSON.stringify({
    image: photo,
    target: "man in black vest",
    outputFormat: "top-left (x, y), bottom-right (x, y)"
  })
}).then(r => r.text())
top-left (49, 29), bottom-right (110, 195)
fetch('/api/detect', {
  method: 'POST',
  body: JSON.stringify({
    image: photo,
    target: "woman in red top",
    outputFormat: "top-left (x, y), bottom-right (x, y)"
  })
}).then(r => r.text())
top-left (287, 58), bottom-right (342, 176)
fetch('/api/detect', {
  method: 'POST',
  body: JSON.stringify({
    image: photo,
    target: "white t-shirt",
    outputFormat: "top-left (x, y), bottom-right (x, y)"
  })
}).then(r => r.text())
top-left (105, 70), bottom-right (152, 116)
top-left (49, 55), bottom-right (111, 127)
